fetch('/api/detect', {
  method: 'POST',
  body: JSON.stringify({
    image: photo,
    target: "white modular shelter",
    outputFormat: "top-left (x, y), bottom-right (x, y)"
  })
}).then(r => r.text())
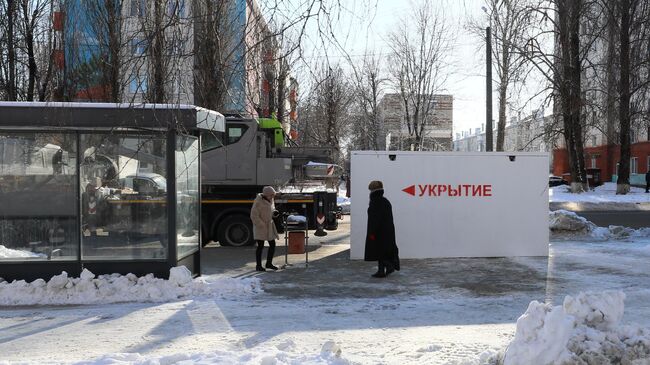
top-left (350, 152), bottom-right (549, 259)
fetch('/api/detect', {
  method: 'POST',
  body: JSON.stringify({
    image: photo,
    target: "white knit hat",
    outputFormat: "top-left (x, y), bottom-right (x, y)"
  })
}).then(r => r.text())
top-left (262, 186), bottom-right (276, 196)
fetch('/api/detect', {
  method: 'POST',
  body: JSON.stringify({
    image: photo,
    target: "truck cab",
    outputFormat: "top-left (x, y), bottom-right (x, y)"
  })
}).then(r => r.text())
top-left (200, 115), bottom-right (340, 247)
top-left (201, 118), bottom-right (294, 187)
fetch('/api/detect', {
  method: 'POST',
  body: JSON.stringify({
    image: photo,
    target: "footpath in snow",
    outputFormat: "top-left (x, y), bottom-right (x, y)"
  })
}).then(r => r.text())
top-left (1, 214), bottom-right (650, 364)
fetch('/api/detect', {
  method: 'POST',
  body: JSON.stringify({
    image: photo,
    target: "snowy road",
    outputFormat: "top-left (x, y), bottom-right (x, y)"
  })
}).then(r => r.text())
top-left (1, 220), bottom-right (650, 364)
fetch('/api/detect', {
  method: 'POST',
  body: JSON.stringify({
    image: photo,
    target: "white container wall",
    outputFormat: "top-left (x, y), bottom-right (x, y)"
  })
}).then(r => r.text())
top-left (350, 152), bottom-right (549, 259)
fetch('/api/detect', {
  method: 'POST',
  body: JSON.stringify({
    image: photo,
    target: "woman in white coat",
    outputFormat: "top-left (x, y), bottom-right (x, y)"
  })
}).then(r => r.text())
top-left (250, 186), bottom-right (279, 271)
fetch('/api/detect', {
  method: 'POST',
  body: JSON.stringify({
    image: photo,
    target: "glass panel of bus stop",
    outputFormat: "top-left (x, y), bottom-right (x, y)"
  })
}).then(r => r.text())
top-left (176, 135), bottom-right (200, 259)
top-left (79, 133), bottom-right (168, 260)
top-left (0, 132), bottom-right (78, 261)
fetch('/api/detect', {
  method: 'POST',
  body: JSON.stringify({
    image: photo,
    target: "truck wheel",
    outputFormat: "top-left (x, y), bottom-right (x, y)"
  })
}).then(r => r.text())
top-left (201, 226), bottom-right (210, 247)
top-left (217, 216), bottom-right (254, 247)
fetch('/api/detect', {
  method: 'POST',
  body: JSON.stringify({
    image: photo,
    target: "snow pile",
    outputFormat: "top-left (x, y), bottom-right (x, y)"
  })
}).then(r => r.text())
top-left (550, 182), bottom-right (650, 204)
top-left (0, 266), bottom-right (261, 306)
top-left (0, 245), bottom-right (46, 259)
top-left (549, 210), bottom-right (594, 233)
top-left (74, 340), bottom-right (351, 365)
top-left (503, 291), bottom-right (650, 365)
top-left (549, 210), bottom-right (650, 240)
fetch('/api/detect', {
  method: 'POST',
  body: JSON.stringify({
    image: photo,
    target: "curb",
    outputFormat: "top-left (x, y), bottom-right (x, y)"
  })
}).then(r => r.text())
top-left (550, 201), bottom-right (650, 212)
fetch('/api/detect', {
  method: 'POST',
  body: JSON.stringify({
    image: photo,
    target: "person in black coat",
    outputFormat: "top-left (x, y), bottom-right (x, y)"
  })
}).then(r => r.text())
top-left (646, 170), bottom-right (650, 193)
top-left (364, 180), bottom-right (400, 278)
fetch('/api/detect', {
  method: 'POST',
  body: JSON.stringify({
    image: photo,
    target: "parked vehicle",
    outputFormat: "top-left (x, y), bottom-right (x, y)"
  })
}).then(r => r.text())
top-left (337, 197), bottom-right (350, 215)
top-left (200, 115), bottom-right (340, 247)
top-left (549, 175), bottom-right (569, 187)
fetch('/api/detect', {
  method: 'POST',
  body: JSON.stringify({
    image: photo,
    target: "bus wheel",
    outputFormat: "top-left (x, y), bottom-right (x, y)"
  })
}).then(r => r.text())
top-left (218, 216), bottom-right (254, 247)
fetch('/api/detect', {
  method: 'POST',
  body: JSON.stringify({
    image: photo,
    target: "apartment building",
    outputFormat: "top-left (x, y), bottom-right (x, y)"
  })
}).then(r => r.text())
top-left (378, 93), bottom-right (453, 151)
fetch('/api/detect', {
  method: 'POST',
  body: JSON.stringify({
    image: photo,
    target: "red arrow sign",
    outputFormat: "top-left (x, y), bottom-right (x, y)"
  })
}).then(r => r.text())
top-left (402, 185), bottom-right (416, 196)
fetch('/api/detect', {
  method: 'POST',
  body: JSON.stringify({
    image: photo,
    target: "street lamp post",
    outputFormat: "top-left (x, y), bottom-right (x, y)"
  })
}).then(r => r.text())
top-left (483, 6), bottom-right (493, 152)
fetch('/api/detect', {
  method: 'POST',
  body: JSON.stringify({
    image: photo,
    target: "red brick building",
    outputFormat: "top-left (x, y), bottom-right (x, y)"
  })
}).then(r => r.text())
top-left (553, 141), bottom-right (650, 183)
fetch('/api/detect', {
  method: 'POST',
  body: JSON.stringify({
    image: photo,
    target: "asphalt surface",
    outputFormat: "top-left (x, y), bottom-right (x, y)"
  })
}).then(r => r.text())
top-left (200, 216), bottom-right (650, 327)
top-left (577, 210), bottom-right (650, 229)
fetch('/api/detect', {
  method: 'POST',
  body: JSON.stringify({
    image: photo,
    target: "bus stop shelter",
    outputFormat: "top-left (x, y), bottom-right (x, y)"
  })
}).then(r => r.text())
top-left (0, 102), bottom-right (224, 281)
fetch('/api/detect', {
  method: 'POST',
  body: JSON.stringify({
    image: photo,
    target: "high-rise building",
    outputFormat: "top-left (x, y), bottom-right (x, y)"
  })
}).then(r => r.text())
top-left (56, 0), bottom-right (290, 122)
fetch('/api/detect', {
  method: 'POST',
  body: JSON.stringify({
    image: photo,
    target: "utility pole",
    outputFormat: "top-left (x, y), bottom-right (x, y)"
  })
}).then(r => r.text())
top-left (486, 25), bottom-right (493, 152)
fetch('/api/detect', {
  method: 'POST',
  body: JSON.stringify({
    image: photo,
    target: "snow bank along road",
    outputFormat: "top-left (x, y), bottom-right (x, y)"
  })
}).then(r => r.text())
top-left (1, 216), bottom-right (650, 364)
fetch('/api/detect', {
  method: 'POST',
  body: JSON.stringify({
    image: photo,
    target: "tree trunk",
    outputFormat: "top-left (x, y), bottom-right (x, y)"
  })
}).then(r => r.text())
top-left (617, 0), bottom-right (631, 194)
top-left (150, 0), bottom-right (166, 103)
top-left (277, 63), bottom-right (286, 124)
top-left (558, 0), bottom-right (587, 192)
top-left (22, 3), bottom-right (38, 101)
top-left (7, 0), bottom-right (17, 100)
top-left (326, 74), bottom-right (336, 146)
top-left (38, 3), bottom-right (55, 102)
top-left (106, 0), bottom-right (121, 102)
top-left (496, 80), bottom-right (507, 151)
top-left (193, 0), bottom-right (226, 111)
top-left (604, 6), bottom-right (618, 181)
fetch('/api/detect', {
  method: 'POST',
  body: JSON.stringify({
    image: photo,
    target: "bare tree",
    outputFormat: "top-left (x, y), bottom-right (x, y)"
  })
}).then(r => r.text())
top-left (297, 64), bottom-right (352, 162)
top-left (616, 0), bottom-right (634, 194)
top-left (601, 0), bottom-right (650, 194)
top-left (349, 52), bottom-right (385, 150)
top-left (135, 0), bottom-right (190, 104)
top-left (0, 0), bottom-right (19, 100)
top-left (193, 0), bottom-right (252, 113)
top-left (469, 0), bottom-right (532, 151)
top-left (386, 0), bottom-right (453, 151)
top-left (520, 0), bottom-right (604, 192)
top-left (0, 0), bottom-right (56, 101)
top-left (17, 0), bottom-right (53, 101)
top-left (66, 0), bottom-right (130, 102)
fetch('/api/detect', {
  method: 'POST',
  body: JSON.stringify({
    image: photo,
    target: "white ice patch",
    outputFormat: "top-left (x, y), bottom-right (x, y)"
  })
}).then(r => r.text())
top-left (0, 245), bottom-right (46, 259)
top-left (503, 291), bottom-right (650, 365)
top-left (0, 267), bottom-right (261, 306)
top-left (549, 210), bottom-right (650, 241)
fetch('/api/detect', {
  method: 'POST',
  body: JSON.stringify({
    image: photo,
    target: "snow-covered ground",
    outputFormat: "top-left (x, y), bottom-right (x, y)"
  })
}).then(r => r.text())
top-left (550, 182), bottom-right (650, 203)
top-left (0, 245), bottom-right (46, 259)
top-left (0, 267), bottom-right (260, 306)
top-left (2, 215), bottom-right (650, 364)
top-left (549, 209), bottom-right (650, 240)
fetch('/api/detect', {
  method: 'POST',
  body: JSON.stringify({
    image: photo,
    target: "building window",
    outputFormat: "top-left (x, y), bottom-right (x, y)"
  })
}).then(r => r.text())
top-left (631, 130), bottom-right (637, 143)
top-left (131, 39), bottom-right (147, 56)
top-left (631, 157), bottom-right (638, 174)
top-left (167, 39), bottom-right (185, 56)
top-left (591, 135), bottom-right (597, 147)
top-left (130, 0), bottom-right (146, 17)
top-left (167, 0), bottom-right (185, 17)
top-left (591, 155), bottom-right (598, 168)
top-left (226, 125), bottom-right (248, 145)
top-left (129, 74), bottom-right (148, 94)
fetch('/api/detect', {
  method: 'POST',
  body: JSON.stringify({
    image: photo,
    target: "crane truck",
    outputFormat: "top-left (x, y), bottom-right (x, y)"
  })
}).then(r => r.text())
top-left (200, 115), bottom-right (340, 247)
